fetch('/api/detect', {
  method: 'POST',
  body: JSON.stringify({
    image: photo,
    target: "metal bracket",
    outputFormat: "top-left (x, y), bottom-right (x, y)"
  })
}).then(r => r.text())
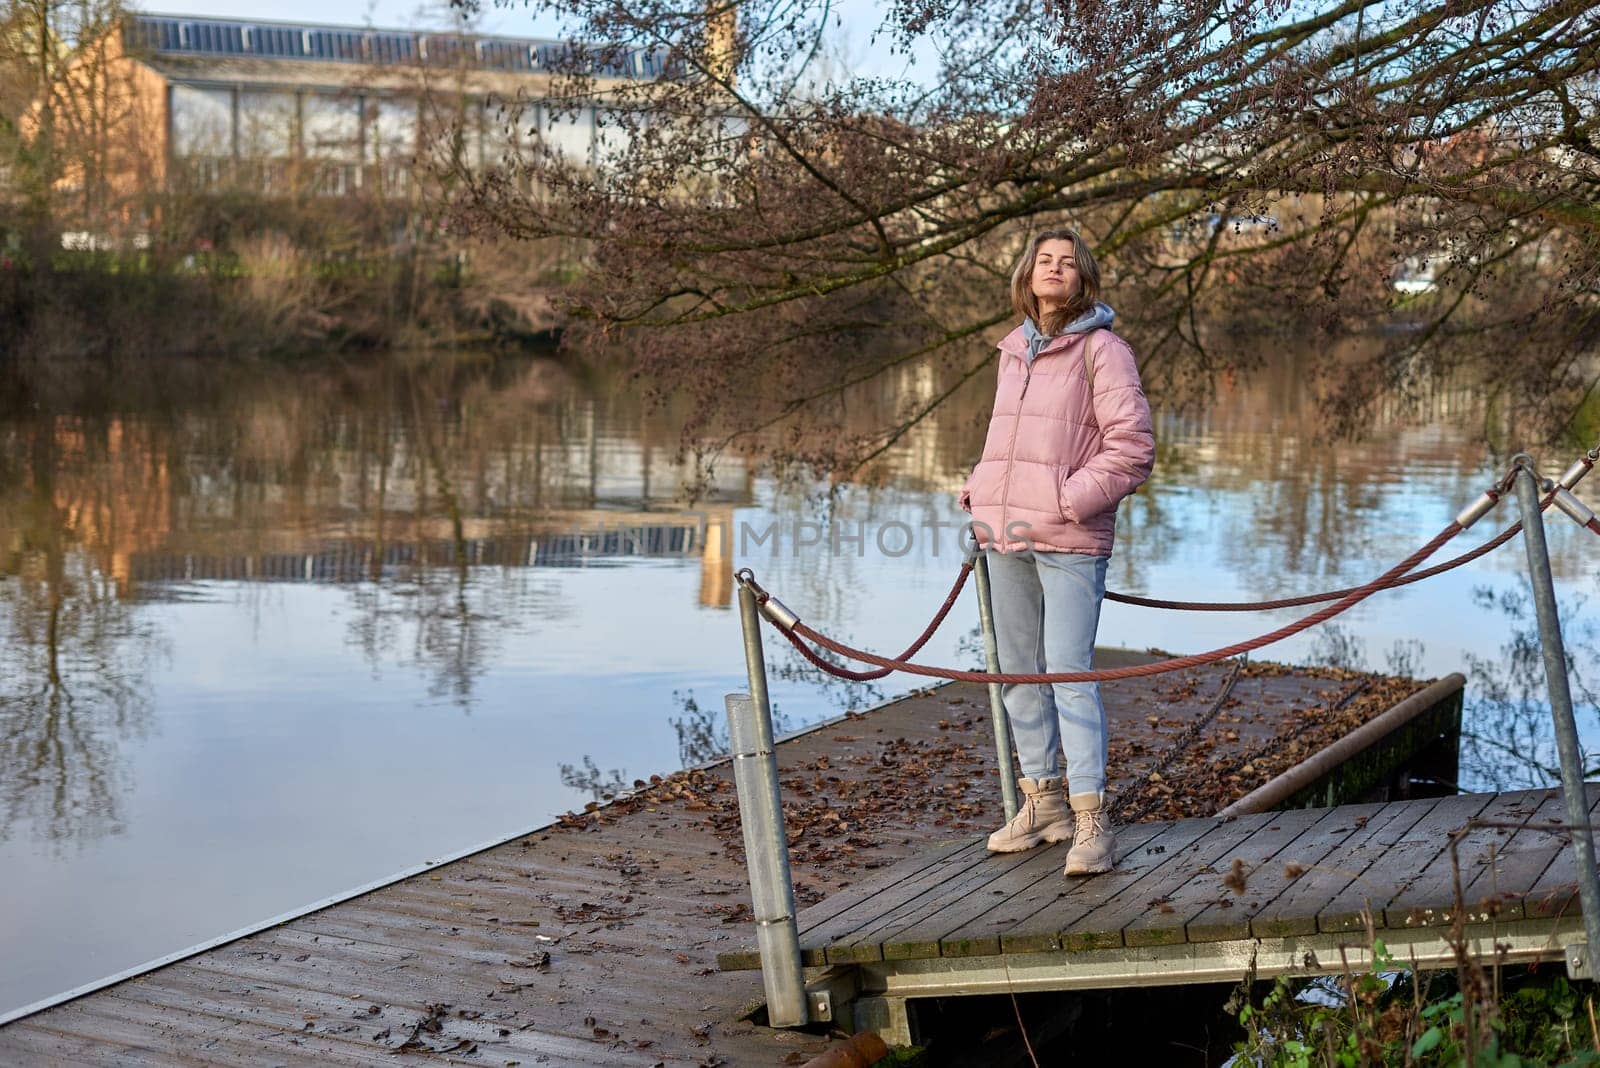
top-left (1567, 942), bottom-right (1592, 980)
top-left (852, 995), bottom-right (919, 1047)
top-left (804, 966), bottom-right (860, 1025)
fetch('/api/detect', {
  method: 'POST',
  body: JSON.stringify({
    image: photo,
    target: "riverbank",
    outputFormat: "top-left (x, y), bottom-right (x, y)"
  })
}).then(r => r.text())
top-left (0, 657), bottom-right (1438, 1064)
top-left (0, 240), bottom-right (568, 361)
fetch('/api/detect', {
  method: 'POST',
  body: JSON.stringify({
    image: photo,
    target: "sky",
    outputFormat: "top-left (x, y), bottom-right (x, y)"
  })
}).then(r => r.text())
top-left (132, 0), bottom-right (939, 83)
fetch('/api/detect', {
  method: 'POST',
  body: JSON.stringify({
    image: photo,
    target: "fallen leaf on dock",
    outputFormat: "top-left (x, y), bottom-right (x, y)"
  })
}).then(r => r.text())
top-left (1224, 859), bottom-right (1249, 895)
top-left (504, 952), bottom-right (550, 970)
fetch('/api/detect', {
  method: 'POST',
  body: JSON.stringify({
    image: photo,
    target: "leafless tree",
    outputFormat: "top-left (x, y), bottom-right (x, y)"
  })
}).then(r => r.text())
top-left (454, 0), bottom-right (1600, 476)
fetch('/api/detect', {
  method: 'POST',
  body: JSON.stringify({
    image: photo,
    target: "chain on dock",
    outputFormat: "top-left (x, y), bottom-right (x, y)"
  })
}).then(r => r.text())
top-left (735, 448), bottom-right (1598, 686)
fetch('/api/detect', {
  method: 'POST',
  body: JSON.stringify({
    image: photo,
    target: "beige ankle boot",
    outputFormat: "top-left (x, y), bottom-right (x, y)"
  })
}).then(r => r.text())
top-left (1063, 792), bottom-right (1116, 875)
top-left (986, 777), bottom-right (1072, 853)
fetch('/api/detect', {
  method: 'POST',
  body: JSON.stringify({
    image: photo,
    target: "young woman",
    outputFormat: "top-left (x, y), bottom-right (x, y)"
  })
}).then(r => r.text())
top-left (958, 228), bottom-right (1154, 876)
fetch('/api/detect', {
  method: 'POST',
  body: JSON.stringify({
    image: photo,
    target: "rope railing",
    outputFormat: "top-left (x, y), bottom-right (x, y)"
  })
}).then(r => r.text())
top-left (720, 448), bottom-right (1597, 1023)
top-left (766, 520), bottom-right (1466, 684)
top-left (740, 448), bottom-right (1598, 687)
top-left (1102, 450), bottom-right (1594, 612)
top-left (783, 562), bottom-right (974, 682)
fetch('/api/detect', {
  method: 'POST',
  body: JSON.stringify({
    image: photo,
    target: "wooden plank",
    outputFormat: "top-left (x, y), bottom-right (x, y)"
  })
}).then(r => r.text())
top-left (244, 922), bottom-right (714, 992)
top-left (799, 841), bottom-right (990, 965)
top-left (1458, 789), bottom-right (1574, 922)
top-left (1019, 812), bottom-right (1276, 953)
top-left (1185, 803), bottom-right (1391, 943)
top-left (1385, 790), bottom-right (1550, 929)
top-left (1250, 796), bottom-right (1439, 938)
top-left (794, 838), bottom-right (973, 935)
top-left (0, 1015), bottom-right (235, 1068)
top-left (1317, 792), bottom-right (1496, 933)
top-left (1520, 786), bottom-right (1600, 919)
top-left (864, 845), bottom-right (1068, 961)
top-left (930, 822), bottom-right (1171, 958)
top-left (0, 1026), bottom-right (128, 1068)
top-left (8, 996), bottom-right (384, 1068)
top-left (107, 971), bottom-right (651, 1067)
top-left (705, 838), bottom-right (977, 969)
top-left (999, 816), bottom-right (1241, 954)
top-left (824, 841), bottom-right (1010, 964)
top-left (246, 923), bottom-right (722, 1003)
top-left (98, 987), bottom-right (427, 1068)
top-left (1122, 807), bottom-right (1329, 947)
top-left (157, 932), bottom-right (762, 1064)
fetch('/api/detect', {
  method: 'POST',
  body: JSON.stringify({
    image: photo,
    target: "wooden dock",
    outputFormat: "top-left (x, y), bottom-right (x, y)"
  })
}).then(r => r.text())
top-left (0, 660), bottom-right (1468, 1065)
top-left (720, 786), bottom-right (1599, 1042)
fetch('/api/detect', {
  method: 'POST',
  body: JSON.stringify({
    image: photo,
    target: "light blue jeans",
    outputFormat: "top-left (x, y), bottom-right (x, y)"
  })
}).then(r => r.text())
top-left (985, 548), bottom-right (1109, 794)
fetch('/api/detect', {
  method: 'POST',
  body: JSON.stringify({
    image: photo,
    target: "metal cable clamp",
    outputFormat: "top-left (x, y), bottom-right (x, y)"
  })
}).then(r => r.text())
top-left (735, 567), bottom-right (800, 630)
top-left (1561, 455), bottom-right (1596, 490)
top-left (1455, 488), bottom-right (1502, 530)
top-left (1547, 484), bottom-right (1597, 528)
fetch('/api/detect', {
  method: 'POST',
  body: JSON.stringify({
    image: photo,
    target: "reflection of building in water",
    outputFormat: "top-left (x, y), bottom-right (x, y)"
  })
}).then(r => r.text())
top-left (35, 418), bottom-right (175, 593)
top-left (0, 368), bottom-right (755, 613)
top-left (121, 504), bottom-right (739, 608)
top-left (699, 509), bottom-right (734, 608)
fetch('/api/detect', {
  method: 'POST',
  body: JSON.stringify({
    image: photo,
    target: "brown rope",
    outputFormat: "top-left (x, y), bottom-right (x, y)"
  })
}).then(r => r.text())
top-left (785, 562), bottom-right (974, 682)
top-left (775, 520), bottom-right (1466, 684)
top-left (1103, 500), bottom-right (1547, 612)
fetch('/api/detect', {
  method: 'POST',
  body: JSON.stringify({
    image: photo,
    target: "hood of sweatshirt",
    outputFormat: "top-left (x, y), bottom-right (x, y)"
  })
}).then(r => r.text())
top-left (1020, 301), bottom-right (1115, 365)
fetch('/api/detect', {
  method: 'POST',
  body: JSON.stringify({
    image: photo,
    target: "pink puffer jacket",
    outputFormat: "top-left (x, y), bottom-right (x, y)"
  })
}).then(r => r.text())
top-left (959, 325), bottom-right (1154, 555)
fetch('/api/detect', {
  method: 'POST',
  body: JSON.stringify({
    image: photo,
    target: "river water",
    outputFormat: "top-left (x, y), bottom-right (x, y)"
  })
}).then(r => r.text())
top-left (1, 351), bottom-right (1595, 1016)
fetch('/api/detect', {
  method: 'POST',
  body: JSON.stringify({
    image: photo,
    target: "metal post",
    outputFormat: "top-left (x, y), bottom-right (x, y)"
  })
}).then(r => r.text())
top-left (730, 584), bottom-right (807, 1027)
top-left (1513, 462), bottom-right (1600, 971)
top-left (973, 549), bottom-right (1020, 820)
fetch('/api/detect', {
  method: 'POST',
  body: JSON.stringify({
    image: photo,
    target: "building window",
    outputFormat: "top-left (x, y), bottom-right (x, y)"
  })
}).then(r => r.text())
top-left (171, 84), bottom-right (233, 158)
top-left (237, 91), bottom-right (297, 159)
top-left (303, 94), bottom-right (361, 162)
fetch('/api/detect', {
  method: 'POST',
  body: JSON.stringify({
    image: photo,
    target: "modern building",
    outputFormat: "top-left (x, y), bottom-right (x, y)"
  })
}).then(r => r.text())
top-left (88, 12), bottom-right (661, 199)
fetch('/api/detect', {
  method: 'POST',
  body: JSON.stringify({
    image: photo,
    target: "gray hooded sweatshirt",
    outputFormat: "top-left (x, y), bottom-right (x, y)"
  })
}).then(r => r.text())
top-left (1022, 301), bottom-right (1116, 366)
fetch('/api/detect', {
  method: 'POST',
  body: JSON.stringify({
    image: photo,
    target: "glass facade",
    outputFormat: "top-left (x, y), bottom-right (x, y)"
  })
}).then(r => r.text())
top-left (370, 97), bottom-right (417, 162)
top-left (301, 94), bottom-right (361, 161)
top-left (170, 84), bottom-right (232, 157)
top-left (236, 91), bottom-right (297, 159)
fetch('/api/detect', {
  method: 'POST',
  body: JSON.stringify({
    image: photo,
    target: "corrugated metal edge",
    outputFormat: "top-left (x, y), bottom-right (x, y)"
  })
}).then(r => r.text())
top-left (0, 678), bottom-right (964, 1027)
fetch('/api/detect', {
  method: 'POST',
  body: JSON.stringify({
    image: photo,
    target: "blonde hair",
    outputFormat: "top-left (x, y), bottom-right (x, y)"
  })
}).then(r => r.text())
top-left (1010, 228), bottom-right (1102, 335)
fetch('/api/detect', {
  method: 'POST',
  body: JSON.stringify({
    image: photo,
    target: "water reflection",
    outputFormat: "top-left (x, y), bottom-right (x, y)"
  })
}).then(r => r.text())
top-left (0, 426), bottom-right (167, 844)
top-left (1460, 581), bottom-right (1600, 790)
top-left (0, 356), bottom-right (754, 843)
top-left (0, 345), bottom-right (1595, 1016)
top-left (1, 350), bottom-right (1593, 844)
top-left (663, 688), bottom-right (804, 771)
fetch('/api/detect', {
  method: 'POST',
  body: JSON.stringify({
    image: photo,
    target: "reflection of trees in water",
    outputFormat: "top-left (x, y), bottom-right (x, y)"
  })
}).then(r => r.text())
top-left (1301, 622), bottom-right (1428, 679)
top-left (0, 558), bottom-right (164, 845)
top-left (344, 569), bottom-right (569, 710)
top-left (767, 645), bottom-right (885, 722)
top-left (558, 755), bottom-right (629, 802)
top-left (666, 689), bottom-right (795, 769)
top-left (340, 368), bottom-right (579, 708)
top-left (1461, 581), bottom-right (1600, 792)
top-left (0, 421), bottom-right (167, 845)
